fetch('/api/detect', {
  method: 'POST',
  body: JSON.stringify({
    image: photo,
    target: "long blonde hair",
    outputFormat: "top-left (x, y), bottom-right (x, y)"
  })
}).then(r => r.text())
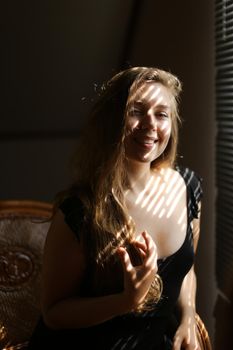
top-left (57, 67), bottom-right (182, 308)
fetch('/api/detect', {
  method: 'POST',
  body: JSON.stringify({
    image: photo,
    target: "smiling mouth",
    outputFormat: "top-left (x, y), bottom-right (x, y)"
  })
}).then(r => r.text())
top-left (134, 138), bottom-right (158, 149)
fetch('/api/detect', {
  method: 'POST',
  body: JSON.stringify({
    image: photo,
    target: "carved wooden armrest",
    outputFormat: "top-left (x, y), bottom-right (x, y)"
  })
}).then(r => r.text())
top-left (195, 313), bottom-right (212, 350)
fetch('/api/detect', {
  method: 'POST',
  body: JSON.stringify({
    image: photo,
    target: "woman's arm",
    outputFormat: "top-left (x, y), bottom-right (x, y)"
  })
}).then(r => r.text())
top-left (172, 204), bottom-right (202, 350)
top-left (41, 211), bottom-right (157, 330)
top-left (177, 206), bottom-right (201, 320)
top-left (41, 210), bottom-right (129, 329)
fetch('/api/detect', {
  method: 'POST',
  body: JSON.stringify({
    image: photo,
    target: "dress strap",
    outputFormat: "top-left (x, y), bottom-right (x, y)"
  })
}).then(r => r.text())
top-left (176, 165), bottom-right (203, 222)
top-left (59, 196), bottom-right (85, 241)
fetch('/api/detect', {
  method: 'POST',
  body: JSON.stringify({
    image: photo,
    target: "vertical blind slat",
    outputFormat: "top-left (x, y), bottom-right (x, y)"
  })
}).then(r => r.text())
top-left (215, 0), bottom-right (233, 299)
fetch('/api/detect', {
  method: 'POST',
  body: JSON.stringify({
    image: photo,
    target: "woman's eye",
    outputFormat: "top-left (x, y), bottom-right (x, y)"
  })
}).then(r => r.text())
top-left (156, 112), bottom-right (168, 119)
top-left (134, 109), bottom-right (143, 116)
top-left (128, 109), bottom-right (143, 116)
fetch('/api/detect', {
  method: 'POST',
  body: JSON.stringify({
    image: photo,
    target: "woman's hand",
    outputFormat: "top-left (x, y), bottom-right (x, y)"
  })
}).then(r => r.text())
top-left (172, 315), bottom-right (201, 350)
top-left (117, 230), bottom-right (158, 311)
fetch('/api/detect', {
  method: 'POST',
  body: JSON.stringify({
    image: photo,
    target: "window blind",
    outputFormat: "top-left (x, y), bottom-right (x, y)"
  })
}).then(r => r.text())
top-left (215, 0), bottom-right (233, 300)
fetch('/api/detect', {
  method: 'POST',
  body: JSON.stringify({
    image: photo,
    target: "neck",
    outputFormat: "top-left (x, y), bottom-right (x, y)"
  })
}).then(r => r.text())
top-left (125, 160), bottom-right (156, 194)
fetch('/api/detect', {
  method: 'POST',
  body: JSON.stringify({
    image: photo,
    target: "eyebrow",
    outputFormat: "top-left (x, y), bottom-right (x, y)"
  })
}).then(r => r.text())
top-left (133, 101), bottom-right (170, 110)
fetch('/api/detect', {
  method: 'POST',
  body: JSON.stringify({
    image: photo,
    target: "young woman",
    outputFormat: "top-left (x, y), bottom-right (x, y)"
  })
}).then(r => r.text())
top-left (28, 67), bottom-right (203, 349)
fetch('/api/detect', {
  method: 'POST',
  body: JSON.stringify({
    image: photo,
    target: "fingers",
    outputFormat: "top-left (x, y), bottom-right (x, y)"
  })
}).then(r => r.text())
top-left (141, 231), bottom-right (158, 270)
top-left (172, 335), bottom-right (182, 350)
top-left (133, 240), bottom-right (147, 258)
top-left (141, 231), bottom-right (156, 253)
top-left (118, 231), bottom-right (158, 274)
top-left (173, 330), bottom-right (200, 350)
top-left (117, 232), bottom-right (159, 310)
top-left (117, 247), bottom-right (133, 273)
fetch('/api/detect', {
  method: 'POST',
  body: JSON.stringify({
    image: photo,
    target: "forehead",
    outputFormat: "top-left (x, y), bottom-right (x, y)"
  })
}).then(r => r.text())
top-left (128, 82), bottom-right (172, 108)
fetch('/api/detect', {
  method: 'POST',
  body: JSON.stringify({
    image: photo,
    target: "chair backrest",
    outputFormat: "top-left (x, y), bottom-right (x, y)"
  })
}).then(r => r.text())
top-left (0, 200), bottom-right (53, 349)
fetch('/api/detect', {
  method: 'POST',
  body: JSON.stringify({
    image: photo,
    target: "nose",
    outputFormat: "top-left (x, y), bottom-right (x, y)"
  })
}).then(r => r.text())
top-left (141, 110), bottom-right (157, 130)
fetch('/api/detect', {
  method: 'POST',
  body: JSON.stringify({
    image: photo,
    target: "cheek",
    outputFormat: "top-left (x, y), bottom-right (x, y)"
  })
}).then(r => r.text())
top-left (126, 118), bottom-right (139, 130)
top-left (160, 121), bottom-right (172, 139)
top-left (125, 119), bottom-right (139, 136)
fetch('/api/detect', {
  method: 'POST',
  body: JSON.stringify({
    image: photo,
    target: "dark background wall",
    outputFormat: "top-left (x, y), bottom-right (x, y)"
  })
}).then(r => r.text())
top-left (1, 0), bottom-right (216, 346)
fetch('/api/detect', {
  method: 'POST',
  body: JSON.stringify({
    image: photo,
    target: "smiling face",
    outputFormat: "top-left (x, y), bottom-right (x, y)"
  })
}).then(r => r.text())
top-left (124, 82), bottom-right (173, 166)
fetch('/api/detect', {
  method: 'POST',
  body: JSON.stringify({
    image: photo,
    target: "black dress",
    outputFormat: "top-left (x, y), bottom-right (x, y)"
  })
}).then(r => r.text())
top-left (28, 166), bottom-right (203, 350)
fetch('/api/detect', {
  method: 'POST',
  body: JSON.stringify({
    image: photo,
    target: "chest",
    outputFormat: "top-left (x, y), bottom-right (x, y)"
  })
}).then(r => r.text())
top-left (126, 179), bottom-right (188, 259)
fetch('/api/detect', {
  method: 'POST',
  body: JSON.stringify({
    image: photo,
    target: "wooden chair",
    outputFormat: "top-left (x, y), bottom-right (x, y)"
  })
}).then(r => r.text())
top-left (0, 200), bottom-right (212, 349)
top-left (0, 200), bottom-right (52, 349)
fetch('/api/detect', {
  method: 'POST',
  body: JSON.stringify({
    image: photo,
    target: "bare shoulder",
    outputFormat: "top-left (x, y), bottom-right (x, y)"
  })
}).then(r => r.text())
top-left (42, 209), bottom-right (86, 311)
top-left (44, 209), bottom-right (83, 257)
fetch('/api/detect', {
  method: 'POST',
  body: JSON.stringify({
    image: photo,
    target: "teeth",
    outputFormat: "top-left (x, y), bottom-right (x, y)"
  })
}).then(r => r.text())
top-left (143, 140), bottom-right (155, 143)
top-left (135, 138), bottom-right (158, 146)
